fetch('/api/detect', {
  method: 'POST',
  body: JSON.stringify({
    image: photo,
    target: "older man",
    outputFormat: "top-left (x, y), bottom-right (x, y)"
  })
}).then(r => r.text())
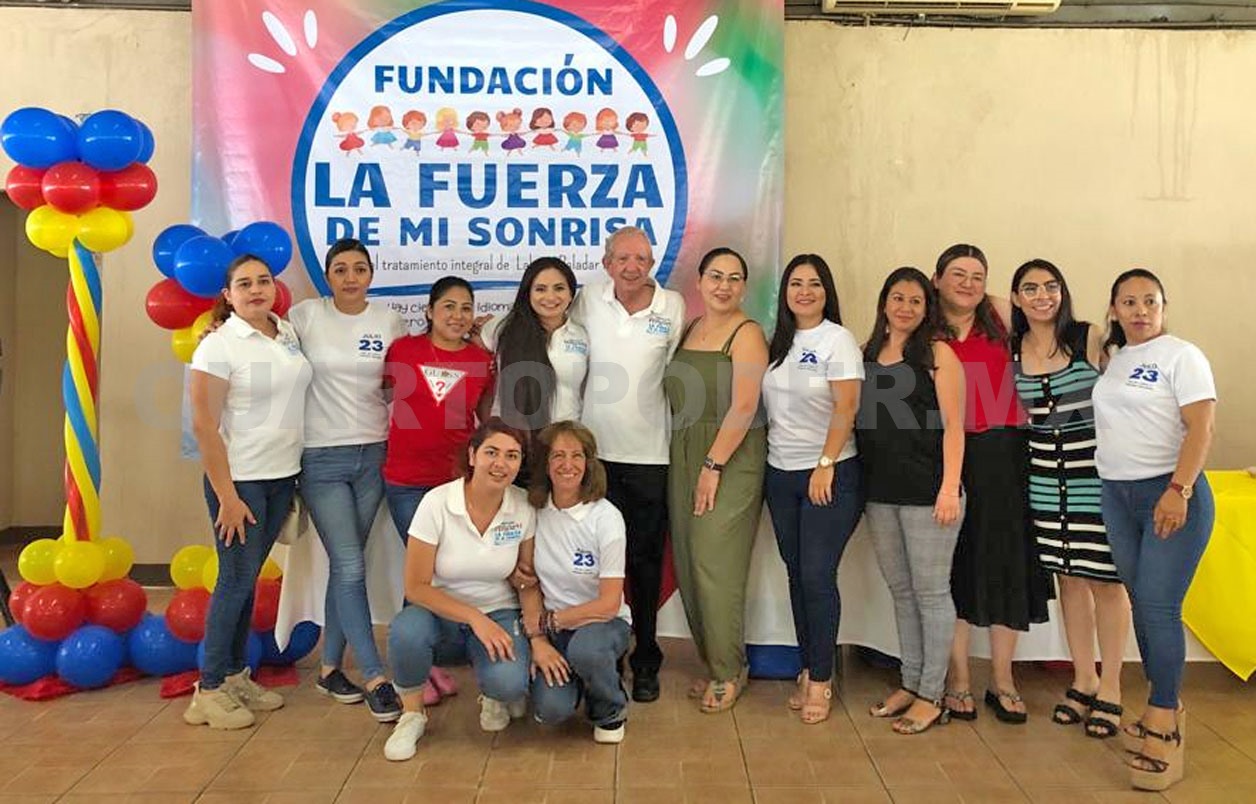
top-left (570, 226), bottom-right (685, 702)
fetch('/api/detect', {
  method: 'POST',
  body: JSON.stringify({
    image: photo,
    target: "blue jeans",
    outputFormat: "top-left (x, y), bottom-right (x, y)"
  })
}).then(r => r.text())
top-left (385, 482), bottom-right (434, 545)
top-left (201, 474), bottom-right (297, 690)
top-left (1102, 473), bottom-right (1214, 710)
top-left (763, 459), bottom-right (865, 683)
top-left (301, 442), bottom-right (387, 681)
top-left (388, 605), bottom-right (530, 702)
top-left (531, 618), bottom-right (631, 728)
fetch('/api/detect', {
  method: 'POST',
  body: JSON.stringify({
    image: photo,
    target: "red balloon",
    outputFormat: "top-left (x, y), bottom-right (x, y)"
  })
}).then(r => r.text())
top-left (84, 578), bottom-right (148, 634)
top-left (4, 165), bottom-right (46, 211)
top-left (40, 161), bottom-right (101, 214)
top-left (8, 581), bottom-right (41, 626)
top-left (272, 280), bottom-right (293, 318)
top-left (23, 584), bottom-right (87, 641)
top-left (251, 580), bottom-right (281, 632)
top-left (165, 587), bottom-right (211, 643)
top-left (145, 278), bottom-right (215, 330)
top-left (99, 163), bottom-right (158, 211)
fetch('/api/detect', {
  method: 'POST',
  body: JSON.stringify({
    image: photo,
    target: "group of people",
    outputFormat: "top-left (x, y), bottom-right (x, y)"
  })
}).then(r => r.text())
top-left (184, 227), bottom-right (1215, 793)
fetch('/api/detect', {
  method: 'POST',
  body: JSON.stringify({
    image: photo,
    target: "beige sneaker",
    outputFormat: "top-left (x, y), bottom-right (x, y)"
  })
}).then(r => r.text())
top-left (184, 683), bottom-right (256, 730)
top-left (225, 668), bottom-right (285, 712)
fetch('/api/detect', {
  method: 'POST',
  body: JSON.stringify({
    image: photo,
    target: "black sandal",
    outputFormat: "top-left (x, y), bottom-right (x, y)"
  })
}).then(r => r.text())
top-left (985, 689), bottom-right (1028, 724)
top-left (1052, 687), bottom-right (1095, 726)
top-left (1085, 698), bottom-right (1123, 739)
top-left (943, 689), bottom-right (977, 721)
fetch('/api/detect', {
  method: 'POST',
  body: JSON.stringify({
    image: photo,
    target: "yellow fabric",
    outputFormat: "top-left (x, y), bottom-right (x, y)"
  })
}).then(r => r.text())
top-left (1182, 471), bottom-right (1256, 680)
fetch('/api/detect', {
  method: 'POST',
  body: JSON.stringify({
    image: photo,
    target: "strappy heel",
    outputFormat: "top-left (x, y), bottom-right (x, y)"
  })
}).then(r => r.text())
top-left (1052, 687), bottom-right (1096, 726)
top-left (869, 688), bottom-right (915, 718)
top-left (943, 689), bottom-right (977, 721)
top-left (788, 669), bottom-right (809, 711)
top-left (892, 697), bottom-right (950, 735)
top-left (1129, 725), bottom-right (1184, 791)
top-left (700, 666), bottom-right (748, 714)
top-left (1085, 698), bottom-right (1123, 739)
top-left (800, 681), bottom-right (832, 725)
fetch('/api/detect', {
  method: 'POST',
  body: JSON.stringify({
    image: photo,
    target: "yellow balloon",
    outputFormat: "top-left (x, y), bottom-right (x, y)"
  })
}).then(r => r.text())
top-left (77, 207), bottom-right (133, 253)
top-left (18, 538), bottom-right (62, 585)
top-left (192, 310), bottom-right (214, 338)
top-left (170, 544), bottom-right (213, 590)
top-left (259, 557), bottom-right (283, 581)
top-left (171, 325), bottom-right (198, 363)
top-left (25, 204), bottom-right (79, 254)
top-left (98, 536), bottom-right (135, 582)
top-left (54, 539), bottom-right (106, 589)
top-left (202, 553), bottom-right (219, 592)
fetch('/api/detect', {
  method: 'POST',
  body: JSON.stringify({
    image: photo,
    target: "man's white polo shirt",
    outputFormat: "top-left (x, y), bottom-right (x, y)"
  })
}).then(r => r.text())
top-left (190, 313), bottom-right (312, 480)
top-left (409, 479), bottom-right (536, 613)
top-left (571, 279), bottom-right (685, 464)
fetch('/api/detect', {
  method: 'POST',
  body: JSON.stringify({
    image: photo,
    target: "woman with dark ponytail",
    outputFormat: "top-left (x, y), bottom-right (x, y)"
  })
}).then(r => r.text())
top-left (1092, 268), bottom-right (1215, 792)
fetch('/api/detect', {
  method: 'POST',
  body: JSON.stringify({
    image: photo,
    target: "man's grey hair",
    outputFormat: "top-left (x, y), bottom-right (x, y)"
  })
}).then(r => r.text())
top-left (603, 225), bottom-right (653, 261)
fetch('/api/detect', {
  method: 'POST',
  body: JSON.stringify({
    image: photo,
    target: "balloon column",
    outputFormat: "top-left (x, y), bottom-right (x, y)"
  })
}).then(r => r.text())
top-left (164, 545), bottom-right (319, 671)
top-left (145, 220), bottom-right (294, 362)
top-left (2, 108), bottom-right (158, 545)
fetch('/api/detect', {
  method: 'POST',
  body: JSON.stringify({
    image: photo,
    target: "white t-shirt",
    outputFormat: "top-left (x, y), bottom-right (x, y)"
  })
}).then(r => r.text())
top-left (409, 480), bottom-right (536, 613)
top-left (534, 497), bottom-right (631, 622)
top-left (287, 298), bottom-right (408, 448)
top-left (761, 320), bottom-right (865, 470)
top-left (190, 314), bottom-right (312, 481)
top-left (1093, 335), bottom-right (1216, 481)
top-left (570, 279), bottom-right (685, 464)
top-left (480, 314), bottom-right (589, 423)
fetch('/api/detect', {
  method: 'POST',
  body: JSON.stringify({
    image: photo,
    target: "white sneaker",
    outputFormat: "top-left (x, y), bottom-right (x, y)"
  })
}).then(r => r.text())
top-left (479, 695), bottom-right (511, 732)
top-left (593, 719), bottom-right (626, 744)
top-left (383, 710), bottom-right (429, 761)
top-left (508, 697), bottom-right (528, 719)
top-left (225, 668), bottom-right (284, 712)
top-left (183, 683), bottom-right (256, 730)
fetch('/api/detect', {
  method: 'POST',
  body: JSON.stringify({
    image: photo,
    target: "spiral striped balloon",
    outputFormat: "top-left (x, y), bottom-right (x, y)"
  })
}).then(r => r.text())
top-left (61, 240), bottom-right (103, 542)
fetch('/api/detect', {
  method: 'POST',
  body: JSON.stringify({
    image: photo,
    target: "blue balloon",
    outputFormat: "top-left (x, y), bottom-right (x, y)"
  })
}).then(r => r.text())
top-left (0, 107), bottom-right (79, 168)
top-left (0, 625), bottom-right (59, 685)
top-left (174, 235), bottom-right (235, 298)
top-left (197, 631), bottom-right (264, 674)
top-left (137, 121), bottom-right (155, 163)
top-left (231, 221), bottom-right (293, 275)
top-left (77, 110), bottom-right (144, 172)
top-left (274, 621), bottom-right (321, 665)
top-left (258, 629), bottom-right (282, 664)
top-left (152, 224), bottom-right (208, 279)
top-left (222, 229), bottom-right (241, 248)
top-left (56, 625), bottom-right (126, 689)
top-left (128, 614), bottom-right (198, 676)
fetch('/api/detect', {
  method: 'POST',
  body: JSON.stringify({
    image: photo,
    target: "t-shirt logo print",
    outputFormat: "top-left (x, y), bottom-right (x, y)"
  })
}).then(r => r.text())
top-left (799, 349), bottom-right (818, 364)
top-left (421, 365), bottom-right (466, 403)
top-left (1127, 364), bottom-right (1161, 388)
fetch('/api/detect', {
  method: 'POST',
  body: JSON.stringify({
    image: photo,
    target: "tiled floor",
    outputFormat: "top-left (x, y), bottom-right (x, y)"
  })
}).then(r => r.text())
top-left (0, 552), bottom-right (1253, 801)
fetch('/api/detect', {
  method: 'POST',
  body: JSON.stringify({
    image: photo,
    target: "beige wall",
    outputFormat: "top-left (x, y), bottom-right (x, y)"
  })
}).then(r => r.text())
top-left (0, 9), bottom-right (1249, 560)
top-left (0, 202), bottom-right (15, 529)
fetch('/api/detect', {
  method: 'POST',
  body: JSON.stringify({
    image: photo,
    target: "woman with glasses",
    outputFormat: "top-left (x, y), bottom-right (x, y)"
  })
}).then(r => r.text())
top-left (665, 247), bottom-right (768, 713)
top-left (1010, 259), bottom-right (1130, 738)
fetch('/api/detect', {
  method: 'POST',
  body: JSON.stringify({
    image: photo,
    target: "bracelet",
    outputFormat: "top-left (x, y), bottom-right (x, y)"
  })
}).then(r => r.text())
top-left (702, 456), bottom-right (724, 473)
top-left (544, 610), bottom-right (560, 637)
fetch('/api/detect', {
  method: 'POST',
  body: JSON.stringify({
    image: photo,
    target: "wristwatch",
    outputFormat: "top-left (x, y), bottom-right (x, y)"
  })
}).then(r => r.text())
top-left (1168, 481), bottom-right (1194, 500)
top-left (702, 456), bottom-right (724, 473)
top-left (818, 455), bottom-right (836, 469)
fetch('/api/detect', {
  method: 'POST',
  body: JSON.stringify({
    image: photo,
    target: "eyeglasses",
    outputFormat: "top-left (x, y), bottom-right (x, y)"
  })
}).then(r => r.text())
top-left (1018, 281), bottom-right (1062, 298)
top-left (704, 271), bottom-right (744, 286)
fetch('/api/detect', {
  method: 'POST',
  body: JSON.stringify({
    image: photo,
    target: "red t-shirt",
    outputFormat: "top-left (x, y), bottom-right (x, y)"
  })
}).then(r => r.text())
top-left (383, 335), bottom-right (494, 487)
top-left (946, 328), bottom-right (1026, 433)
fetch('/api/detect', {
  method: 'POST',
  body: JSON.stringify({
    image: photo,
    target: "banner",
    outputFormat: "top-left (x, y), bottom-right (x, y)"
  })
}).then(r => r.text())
top-left (193, 0), bottom-right (784, 327)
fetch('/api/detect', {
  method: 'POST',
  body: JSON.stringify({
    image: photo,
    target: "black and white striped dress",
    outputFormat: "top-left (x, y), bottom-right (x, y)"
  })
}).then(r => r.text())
top-left (1013, 323), bottom-right (1120, 582)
